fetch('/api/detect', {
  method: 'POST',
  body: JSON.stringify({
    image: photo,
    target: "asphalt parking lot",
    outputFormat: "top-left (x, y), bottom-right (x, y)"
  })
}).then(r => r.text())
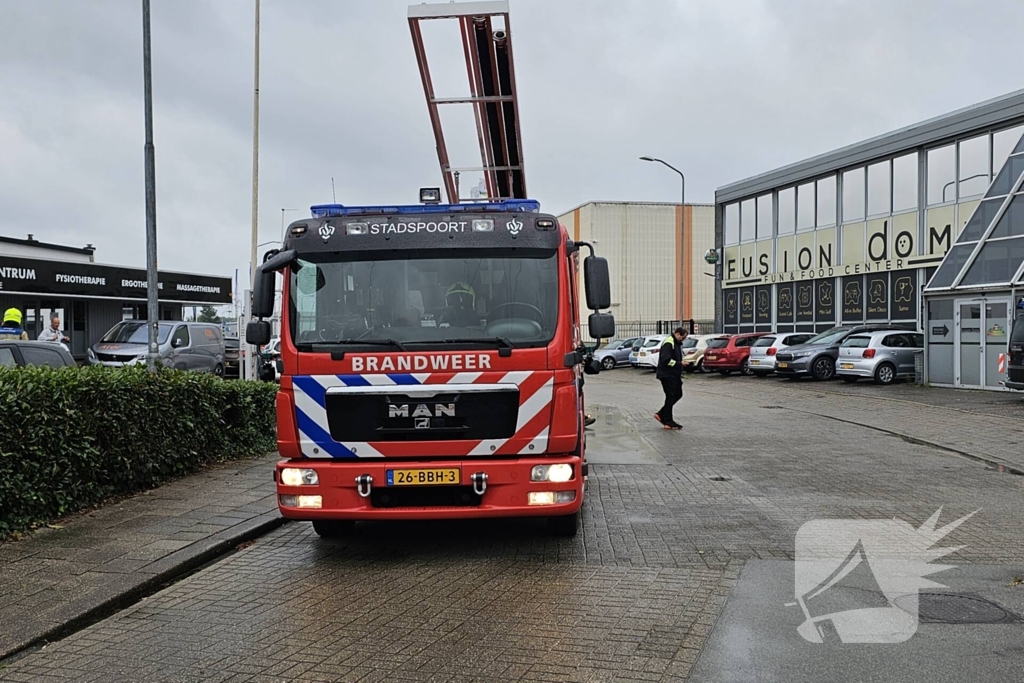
top-left (2, 370), bottom-right (1022, 682)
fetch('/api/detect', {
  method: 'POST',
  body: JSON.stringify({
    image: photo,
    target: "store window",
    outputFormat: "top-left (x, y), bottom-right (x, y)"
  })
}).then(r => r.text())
top-left (777, 188), bottom-right (796, 235)
top-left (817, 176), bottom-right (836, 227)
top-left (927, 144), bottom-right (956, 205)
top-left (867, 160), bottom-right (891, 217)
top-left (741, 198), bottom-right (756, 243)
top-left (797, 182), bottom-right (815, 231)
top-left (958, 134), bottom-right (990, 199)
top-left (893, 152), bottom-right (918, 212)
top-left (756, 194), bottom-right (773, 240)
top-left (842, 168), bottom-right (865, 222)
top-left (725, 203), bottom-right (739, 245)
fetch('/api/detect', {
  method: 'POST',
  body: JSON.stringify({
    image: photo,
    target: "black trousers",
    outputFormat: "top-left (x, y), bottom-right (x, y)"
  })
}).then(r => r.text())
top-left (658, 377), bottom-right (683, 424)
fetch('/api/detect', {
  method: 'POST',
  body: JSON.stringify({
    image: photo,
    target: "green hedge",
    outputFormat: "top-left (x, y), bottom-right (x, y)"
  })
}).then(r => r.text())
top-left (0, 366), bottom-right (277, 538)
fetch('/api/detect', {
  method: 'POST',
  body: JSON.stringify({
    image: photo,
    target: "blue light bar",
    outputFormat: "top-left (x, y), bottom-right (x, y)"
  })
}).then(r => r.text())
top-left (310, 199), bottom-right (541, 218)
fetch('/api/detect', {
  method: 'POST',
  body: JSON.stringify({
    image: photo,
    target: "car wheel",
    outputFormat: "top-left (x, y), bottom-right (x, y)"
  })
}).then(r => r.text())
top-left (718, 369), bottom-right (732, 376)
top-left (601, 356), bottom-right (615, 370)
top-left (684, 365), bottom-right (696, 374)
top-left (547, 510), bottom-right (579, 537)
top-left (753, 371), bottom-right (769, 378)
top-left (811, 356), bottom-right (835, 381)
top-left (874, 362), bottom-right (897, 385)
top-left (740, 359), bottom-right (754, 376)
top-left (213, 363), bottom-right (224, 377)
top-left (312, 520), bottom-right (354, 538)
top-left (841, 376), bottom-right (858, 383)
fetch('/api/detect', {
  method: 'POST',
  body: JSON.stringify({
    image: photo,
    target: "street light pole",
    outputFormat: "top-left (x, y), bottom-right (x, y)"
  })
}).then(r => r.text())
top-left (249, 0), bottom-right (261, 295)
top-left (280, 208), bottom-right (298, 242)
top-left (640, 156), bottom-right (686, 319)
top-left (142, 0), bottom-right (159, 372)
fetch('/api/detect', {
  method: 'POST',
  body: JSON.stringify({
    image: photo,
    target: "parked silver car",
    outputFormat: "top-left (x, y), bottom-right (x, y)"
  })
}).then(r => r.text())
top-left (747, 332), bottom-right (815, 377)
top-left (87, 320), bottom-right (226, 375)
top-left (837, 330), bottom-right (924, 385)
top-left (593, 337), bottom-right (640, 370)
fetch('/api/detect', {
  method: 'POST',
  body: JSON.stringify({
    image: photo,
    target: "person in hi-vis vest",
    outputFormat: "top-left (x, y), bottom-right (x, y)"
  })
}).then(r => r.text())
top-left (0, 308), bottom-right (30, 341)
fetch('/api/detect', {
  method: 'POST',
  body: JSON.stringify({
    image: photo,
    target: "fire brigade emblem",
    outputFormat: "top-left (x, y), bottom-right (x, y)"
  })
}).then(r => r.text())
top-left (507, 218), bottom-right (523, 235)
top-left (319, 223), bottom-right (335, 241)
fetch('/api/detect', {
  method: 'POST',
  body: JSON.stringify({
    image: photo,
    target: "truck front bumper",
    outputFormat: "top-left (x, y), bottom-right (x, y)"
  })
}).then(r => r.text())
top-left (275, 456), bottom-right (585, 520)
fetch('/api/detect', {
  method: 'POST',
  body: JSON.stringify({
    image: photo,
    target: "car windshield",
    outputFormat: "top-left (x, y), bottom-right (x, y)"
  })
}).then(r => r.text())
top-left (707, 338), bottom-right (729, 349)
top-left (842, 335), bottom-right (871, 348)
top-left (805, 328), bottom-right (851, 345)
top-left (753, 336), bottom-right (776, 347)
top-left (1012, 317), bottom-right (1024, 343)
top-left (643, 338), bottom-right (662, 348)
top-left (290, 252), bottom-right (559, 348)
top-left (101, 322), bottom-right (173, 345)
top-left (680, 338), bottom-right (698, 349)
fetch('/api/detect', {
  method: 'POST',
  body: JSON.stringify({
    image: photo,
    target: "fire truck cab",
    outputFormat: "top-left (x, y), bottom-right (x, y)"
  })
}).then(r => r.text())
top-left (247, 192), bottom-right (614, 537)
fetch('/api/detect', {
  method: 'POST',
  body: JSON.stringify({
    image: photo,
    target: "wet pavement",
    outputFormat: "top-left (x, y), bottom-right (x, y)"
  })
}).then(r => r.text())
top-left (2, 371), bottom-right (1022, 682)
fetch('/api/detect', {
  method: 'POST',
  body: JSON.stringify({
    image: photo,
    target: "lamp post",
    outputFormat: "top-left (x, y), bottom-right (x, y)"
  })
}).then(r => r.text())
top-left (248, 0), bottom-right (261, 296)
top-left (142, 0), bottom-right (159, 372)
top-left (280, 208), bottom-right (298, 242)
top-left (641, 156), bottom-right (686, 319)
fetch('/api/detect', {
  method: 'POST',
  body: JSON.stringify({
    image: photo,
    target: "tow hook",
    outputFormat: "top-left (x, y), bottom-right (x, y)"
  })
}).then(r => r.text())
top-left (355, 474), bottom-right (373, 498)
top-left (470, 472), bottom-right (488, 496)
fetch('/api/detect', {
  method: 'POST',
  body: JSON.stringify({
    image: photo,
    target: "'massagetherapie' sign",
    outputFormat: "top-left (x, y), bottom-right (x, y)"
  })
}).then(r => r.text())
top-left (0, 255), bottom-right (232, 303)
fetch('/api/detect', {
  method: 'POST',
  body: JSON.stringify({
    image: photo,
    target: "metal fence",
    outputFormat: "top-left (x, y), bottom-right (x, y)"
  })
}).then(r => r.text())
top-left (583, 319), bottom-right (716, 345)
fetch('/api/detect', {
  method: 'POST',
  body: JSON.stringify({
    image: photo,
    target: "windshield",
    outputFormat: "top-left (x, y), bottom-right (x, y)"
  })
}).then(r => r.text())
top-left (707, 338), bottom-right (729, 349)
top-left (753, 336), bottom-right (776, 347)
top-left (680, 338), bottom-right (698, 349)
top-left (643, 337), bottom-right (662, 348)
top-left (1012, 317), bottom-right (1024, 343)
top-left (101, 322), bottom-right (172, 345)
top-left (290, 252), bottom-right (560, 347)
top-left (842, 335), bottom-right (871, 348)
top-left (805, 327), bottom-right (851, 345)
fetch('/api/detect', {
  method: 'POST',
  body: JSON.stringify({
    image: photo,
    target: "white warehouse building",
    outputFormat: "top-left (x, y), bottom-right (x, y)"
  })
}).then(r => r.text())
top-left (557, 202), bottom-right (716, 339)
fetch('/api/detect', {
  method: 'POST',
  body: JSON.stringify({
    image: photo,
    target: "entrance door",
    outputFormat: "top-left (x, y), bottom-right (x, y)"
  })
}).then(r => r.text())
top-left (954, 298), bottom-right (1010, 389)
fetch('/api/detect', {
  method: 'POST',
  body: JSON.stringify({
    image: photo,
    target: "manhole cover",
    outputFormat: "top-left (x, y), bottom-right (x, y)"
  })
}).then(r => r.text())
top-left (893, 593), bottom-right (1019, 624)
top-left (708, 476), bottom-right (731, 482)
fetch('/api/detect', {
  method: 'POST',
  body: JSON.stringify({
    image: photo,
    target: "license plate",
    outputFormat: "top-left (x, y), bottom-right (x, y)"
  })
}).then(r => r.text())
top-left (387, 468), bottom-right (460, 486)
top-left (840, 363), bottom-right (854, 369)
top-left (750, 360), bottom-right (760, 365)
top-left (777, 362), bottom-right (788, 368)
top-left (706, 355), bottom-right (717, 360)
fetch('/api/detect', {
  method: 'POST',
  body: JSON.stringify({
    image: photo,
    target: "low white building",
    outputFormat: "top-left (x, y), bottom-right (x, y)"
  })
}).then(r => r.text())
top-left (556, 202), bottom-right (715, 338)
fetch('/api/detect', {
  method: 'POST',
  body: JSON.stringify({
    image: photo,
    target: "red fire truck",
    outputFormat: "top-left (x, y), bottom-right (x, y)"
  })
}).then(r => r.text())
top-left (247, 192), bottom-right (614, 537)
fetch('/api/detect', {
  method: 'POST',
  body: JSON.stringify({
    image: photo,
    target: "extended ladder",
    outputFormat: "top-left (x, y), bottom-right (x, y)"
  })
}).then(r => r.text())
top-left (408, 0), bottom-right (527, 203)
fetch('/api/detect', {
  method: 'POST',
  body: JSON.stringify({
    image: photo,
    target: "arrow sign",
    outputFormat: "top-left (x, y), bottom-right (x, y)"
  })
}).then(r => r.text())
top-left (932, 324), bottom-right (949, 337)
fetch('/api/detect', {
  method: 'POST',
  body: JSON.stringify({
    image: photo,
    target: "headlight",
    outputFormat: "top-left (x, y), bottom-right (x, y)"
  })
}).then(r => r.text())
top-left (281, 468), bottom-right (319, 486)
top-left (531, 464), bottom-right (573, 482)
top-left (87, 348), bottom-right (96, 359)
top-left (136, 353), bottom-right (147, 360)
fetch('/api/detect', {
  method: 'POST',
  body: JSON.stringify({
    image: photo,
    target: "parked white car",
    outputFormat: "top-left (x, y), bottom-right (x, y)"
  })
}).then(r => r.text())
top-left (747, 332), bottom-right (816, 377)
top-left (679, 334), bottom-right (730, 374)
top-left (630, 335), bottom-right (666, 369)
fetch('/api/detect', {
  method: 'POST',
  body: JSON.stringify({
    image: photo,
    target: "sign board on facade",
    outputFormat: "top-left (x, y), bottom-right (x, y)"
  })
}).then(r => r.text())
top-left (0, 255), bottom-right (232, 304)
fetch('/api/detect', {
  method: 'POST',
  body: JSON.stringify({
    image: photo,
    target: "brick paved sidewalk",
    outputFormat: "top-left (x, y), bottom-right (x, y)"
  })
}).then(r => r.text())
top-left (0, 453), bottom-right (282, 660)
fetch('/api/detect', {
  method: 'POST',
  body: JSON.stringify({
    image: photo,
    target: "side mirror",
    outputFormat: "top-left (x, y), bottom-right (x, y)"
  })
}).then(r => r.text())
top-left (583, 356), bottom-right (601, 375)
top-left (275, 358), bottom-right (284, 374)
top-left (583, 255), bottom-right (611, 310)
top-left (588, 312), bottom-right (615, 340)
top-left (251, 270), bottom-right (276, 319)
top-left (258, 362), bottom-right (277, 382)
top-left (246, 321), bottom-right (271, 346)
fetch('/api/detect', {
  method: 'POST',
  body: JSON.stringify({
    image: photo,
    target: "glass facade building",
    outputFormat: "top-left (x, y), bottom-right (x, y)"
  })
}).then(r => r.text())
top-left (715, 89), bottom-right (1024, 390)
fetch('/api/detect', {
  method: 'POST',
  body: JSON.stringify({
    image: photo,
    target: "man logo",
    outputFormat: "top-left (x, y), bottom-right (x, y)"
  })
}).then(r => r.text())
top-left (319, 223), bottom-right (335, 240)
top-left (507, 218), bottom-right (523, 235)
top-left (388, 403), bottom-right (456, 418)
top-left (790, 508), bottom-right (978, 643)
top-left (414, 417), bottom-right (430, 429)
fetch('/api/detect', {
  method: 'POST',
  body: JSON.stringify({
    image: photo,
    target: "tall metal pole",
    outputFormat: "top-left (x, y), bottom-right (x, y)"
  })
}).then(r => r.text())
top-left (142, 0), bottom-right (159, 372)
top-left (249, 0), bottom-right (260, 296)
top-left (640, 157), bottom-right (685, 319)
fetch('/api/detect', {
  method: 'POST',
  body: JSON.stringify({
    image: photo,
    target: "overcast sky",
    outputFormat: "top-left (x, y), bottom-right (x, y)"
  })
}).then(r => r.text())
top-left (2, 0), bottom-right (1022, 301)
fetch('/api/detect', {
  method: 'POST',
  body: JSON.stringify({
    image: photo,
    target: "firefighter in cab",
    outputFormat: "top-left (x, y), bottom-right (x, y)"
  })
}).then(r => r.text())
top-left (0, 308), bottom-right (29, 340)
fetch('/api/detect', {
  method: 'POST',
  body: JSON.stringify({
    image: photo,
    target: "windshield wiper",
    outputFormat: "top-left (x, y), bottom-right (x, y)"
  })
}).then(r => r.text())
top-left (409, 337), bottom-right (516, 350)
top-left (297, 339), bottom-right (409, 352)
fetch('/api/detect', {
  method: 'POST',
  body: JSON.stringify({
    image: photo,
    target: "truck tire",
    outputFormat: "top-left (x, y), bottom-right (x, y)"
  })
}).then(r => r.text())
top-left (312, 520), bottom-right (354, 538)
top-left (547, 511), bottom-right (579, 537)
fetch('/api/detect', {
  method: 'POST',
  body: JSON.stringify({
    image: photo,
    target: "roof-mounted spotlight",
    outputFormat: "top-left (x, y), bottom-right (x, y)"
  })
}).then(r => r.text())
top-left (419, 187), bottom-right (442, 204)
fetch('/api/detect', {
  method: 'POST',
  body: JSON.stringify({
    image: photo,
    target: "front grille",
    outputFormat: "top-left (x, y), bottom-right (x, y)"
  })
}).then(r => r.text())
top-left (96, 352), bottom-right (132, 362)
top-left (326, 389), bottom-right (520, 442)
top-left (775, 353), bottom-right (794, 362)
top-left (371, 485), bottom-right (481, 508)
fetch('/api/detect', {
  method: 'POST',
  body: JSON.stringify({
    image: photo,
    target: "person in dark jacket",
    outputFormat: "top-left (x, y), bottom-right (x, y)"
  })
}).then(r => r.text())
top-left (655, 327), bottom-right (687, 429)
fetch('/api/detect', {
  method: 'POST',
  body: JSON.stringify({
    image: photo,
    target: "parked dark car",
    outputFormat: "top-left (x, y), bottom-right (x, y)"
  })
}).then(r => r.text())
top-left (774, 324), bottom-right (906, 380)
top-left (224, 336), bottom-right (241, 379)
top-left (0, 340), bottom-right (77, 368)
top-left (1005, 311), bottom-right (1024, 391)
